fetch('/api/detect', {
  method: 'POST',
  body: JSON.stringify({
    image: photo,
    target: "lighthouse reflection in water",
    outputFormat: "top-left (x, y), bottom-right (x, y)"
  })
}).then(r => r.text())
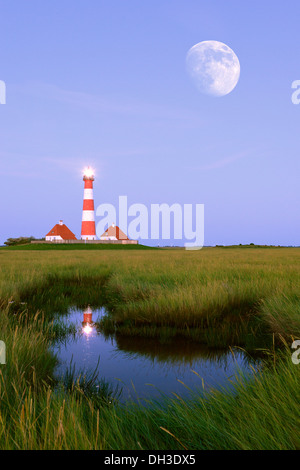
top-left (53, 306), bottom-right (257, 403)
top-left (82, 305), bottom-right (94, 336)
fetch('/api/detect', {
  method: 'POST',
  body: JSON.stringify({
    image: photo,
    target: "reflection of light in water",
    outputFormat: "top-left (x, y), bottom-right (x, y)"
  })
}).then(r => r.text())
top-left (53, 307), bottom-right (260, 403)
top-left (83, 324), bottom-right (93, 335)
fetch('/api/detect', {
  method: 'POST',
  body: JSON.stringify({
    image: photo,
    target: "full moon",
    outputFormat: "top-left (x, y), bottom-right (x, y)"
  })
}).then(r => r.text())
top-left (186, 40), bottom-right (240, 97)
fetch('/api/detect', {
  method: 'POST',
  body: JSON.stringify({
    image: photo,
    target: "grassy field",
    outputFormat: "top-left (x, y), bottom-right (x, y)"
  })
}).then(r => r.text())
top-left (0, 247), bottom-right (299, 449)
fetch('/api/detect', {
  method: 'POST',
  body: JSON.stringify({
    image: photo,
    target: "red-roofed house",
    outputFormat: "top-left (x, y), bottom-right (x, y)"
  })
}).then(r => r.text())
top-left (100, 223), bottom-right (129, 241)
top-left (46, 220), bottom-right (77, 241)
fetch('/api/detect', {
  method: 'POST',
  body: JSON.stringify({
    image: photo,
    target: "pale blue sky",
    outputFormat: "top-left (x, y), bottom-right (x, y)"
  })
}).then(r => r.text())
top-left (0, 1), bottom-right (299, 245)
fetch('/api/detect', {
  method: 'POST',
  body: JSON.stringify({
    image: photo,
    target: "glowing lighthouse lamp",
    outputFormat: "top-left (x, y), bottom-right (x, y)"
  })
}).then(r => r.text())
top-left (81, 167), bottom-right (97, 240)
top-left (82, 305), bottom-right (94, 335)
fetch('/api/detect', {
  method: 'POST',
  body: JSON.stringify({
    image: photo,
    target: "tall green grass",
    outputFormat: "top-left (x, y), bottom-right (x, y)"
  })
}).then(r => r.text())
top-left (99, 248), bottom-right (300, 349)
top-left (0, 247), bottom-right (299, 449)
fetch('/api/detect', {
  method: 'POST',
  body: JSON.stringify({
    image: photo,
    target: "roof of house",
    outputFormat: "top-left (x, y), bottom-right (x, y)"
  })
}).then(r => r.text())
top-left (46, 223), bottom-right (77, 240)
top-left (100, 225), bottom-right (129, 240)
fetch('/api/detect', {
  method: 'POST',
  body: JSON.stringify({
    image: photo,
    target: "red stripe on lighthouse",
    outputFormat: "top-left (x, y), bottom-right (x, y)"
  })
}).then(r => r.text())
top-left (84, 180), bottom-right (93, 189)
top-left (81, 221), bottom-right (96, 236)
top-left (83, 199), bottom-right (94, 210)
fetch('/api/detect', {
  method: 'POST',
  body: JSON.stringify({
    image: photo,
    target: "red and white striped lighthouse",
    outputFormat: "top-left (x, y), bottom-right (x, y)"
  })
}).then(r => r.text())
top-left (82, 305), bottom-right (93, 325)
top-left (81, 167), bottom-right (97, 240)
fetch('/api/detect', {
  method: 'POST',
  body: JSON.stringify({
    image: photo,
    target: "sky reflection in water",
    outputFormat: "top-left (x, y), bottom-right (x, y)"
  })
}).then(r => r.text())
top-left (52, 307), bottom-right (257, 402)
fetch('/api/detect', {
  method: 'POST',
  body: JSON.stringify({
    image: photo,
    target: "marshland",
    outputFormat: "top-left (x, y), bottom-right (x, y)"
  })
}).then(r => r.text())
top-left (0, 246), bottom-right (299, 449)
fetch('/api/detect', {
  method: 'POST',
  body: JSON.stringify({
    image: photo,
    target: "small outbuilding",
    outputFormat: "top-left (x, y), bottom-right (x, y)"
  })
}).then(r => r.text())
top-left (46, 220), bottom-right (77, 241)
top-left (100, 223), bottom-right (129, 241)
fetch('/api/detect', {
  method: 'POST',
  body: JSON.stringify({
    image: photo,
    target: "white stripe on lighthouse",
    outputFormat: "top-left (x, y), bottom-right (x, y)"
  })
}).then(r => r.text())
top-left (83, 189), bottom-right (94, 200)
top-left (82, 210), bottom-right (95, 222)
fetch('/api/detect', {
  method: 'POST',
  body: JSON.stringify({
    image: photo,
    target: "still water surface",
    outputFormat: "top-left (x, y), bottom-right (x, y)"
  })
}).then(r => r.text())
top-left (52, 307), bottom-right (257, 402)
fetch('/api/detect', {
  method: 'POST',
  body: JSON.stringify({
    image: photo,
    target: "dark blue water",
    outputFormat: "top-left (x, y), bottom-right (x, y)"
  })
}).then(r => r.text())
top-left (52, 307), bottom-right (257, 402)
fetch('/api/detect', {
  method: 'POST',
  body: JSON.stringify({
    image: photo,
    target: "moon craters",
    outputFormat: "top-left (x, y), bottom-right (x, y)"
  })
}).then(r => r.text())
top-left (186, 40), bottom-right (240, 97)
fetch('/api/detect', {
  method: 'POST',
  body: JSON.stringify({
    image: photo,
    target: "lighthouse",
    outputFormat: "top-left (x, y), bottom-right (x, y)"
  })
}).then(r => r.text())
top-left (81, 167), bottom-right (97, 240)
top-left (82, 305), bottom-right (93, 326)
top-left (82, 305), bottom-right (93, 335)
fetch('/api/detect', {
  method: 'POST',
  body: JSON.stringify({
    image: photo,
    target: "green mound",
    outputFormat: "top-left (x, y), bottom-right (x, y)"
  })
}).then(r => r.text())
top-left (0, 243), bottom-right (155, 251)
